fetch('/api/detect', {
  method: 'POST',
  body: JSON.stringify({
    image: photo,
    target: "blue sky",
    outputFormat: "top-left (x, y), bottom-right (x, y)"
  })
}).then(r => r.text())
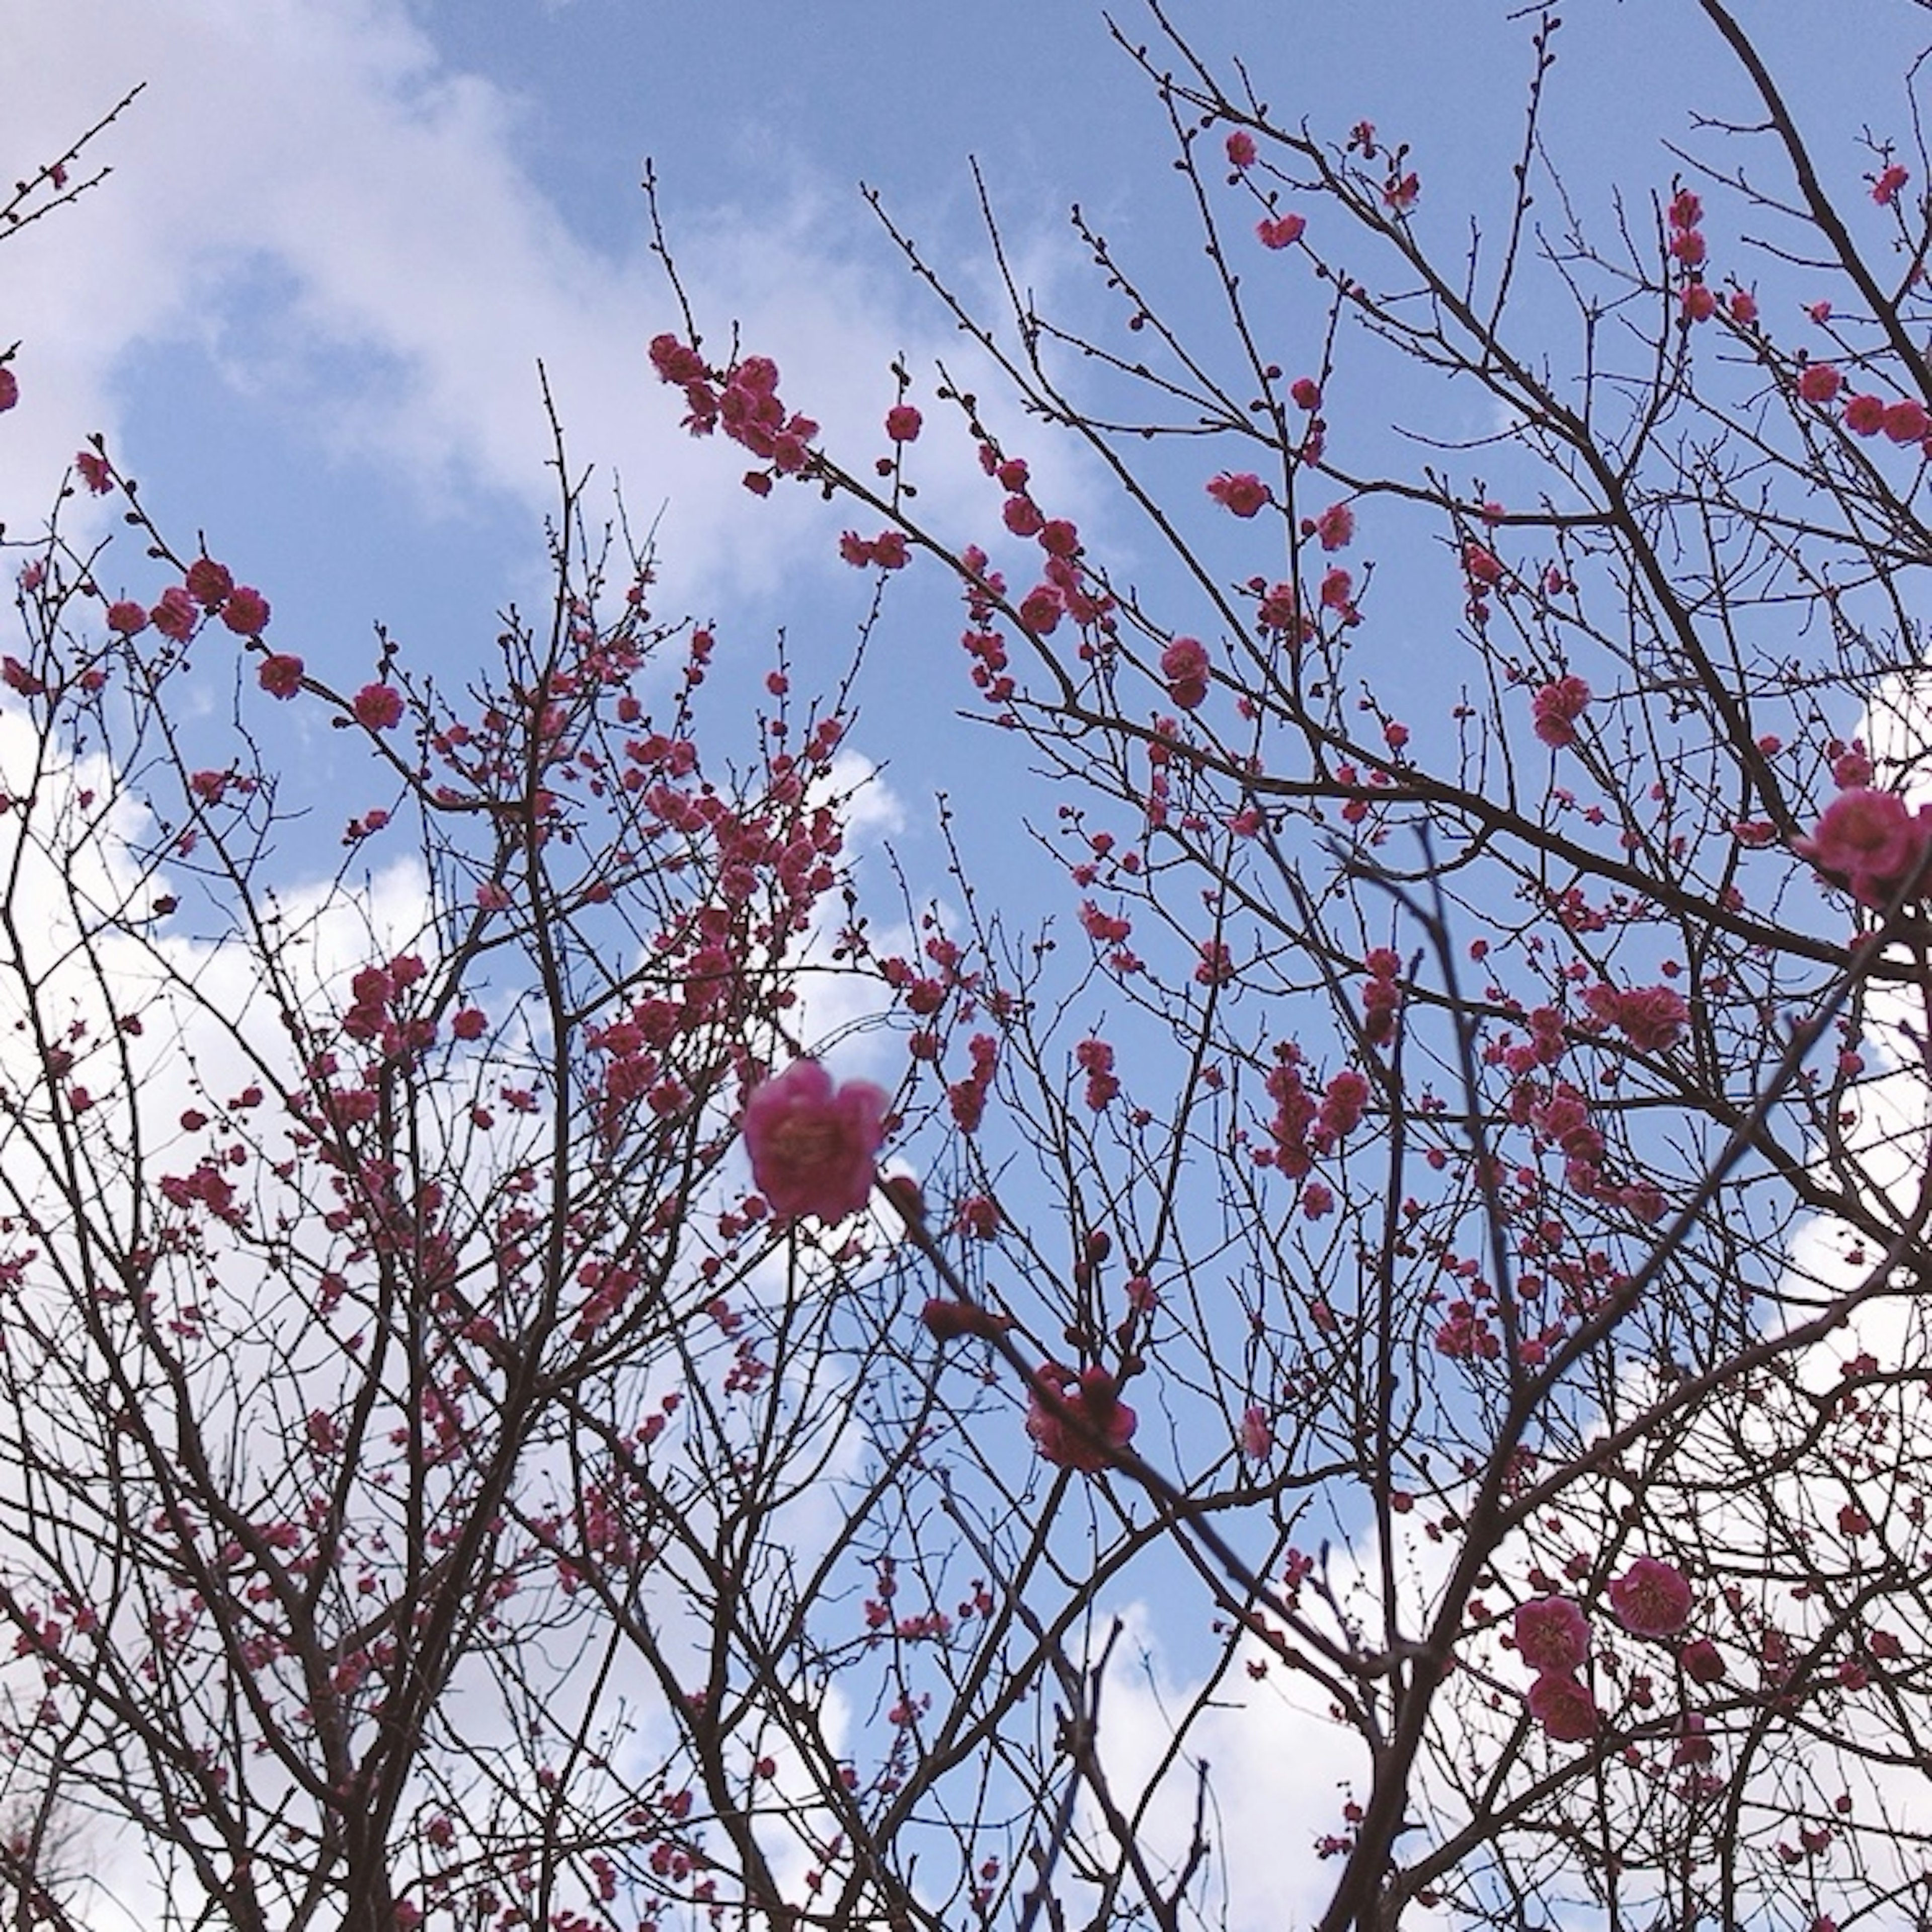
top-left (10, 0), bottom-right (1921, 837)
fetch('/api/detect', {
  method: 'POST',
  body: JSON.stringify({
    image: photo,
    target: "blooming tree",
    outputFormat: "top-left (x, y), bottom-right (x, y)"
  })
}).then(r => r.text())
top-left (14, 6), bottom-right (1932, 1932)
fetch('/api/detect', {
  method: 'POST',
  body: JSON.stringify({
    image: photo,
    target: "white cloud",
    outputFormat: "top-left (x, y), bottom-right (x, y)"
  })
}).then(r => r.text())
top-left (1, 0), bottom-right (1105, 620)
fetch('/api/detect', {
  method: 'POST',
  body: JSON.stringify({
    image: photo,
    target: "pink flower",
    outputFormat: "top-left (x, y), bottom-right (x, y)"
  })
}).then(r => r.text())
top-left (1794, 787), bottom-right (1932, 908)
top-left (1884, 398), bottom-right (1929, 444)
top-left (106, 600), bottom-right (148, 636)
top-left (354, 683), bottom-right (405, 731)
top-left (741, 1059), bottom-right (889, 1223)
top-left (258, 653), bottom-right (304, 699)
top-left (75, 450), bottom-right (112, 495)
top-left (1874, 162), bottom-right (1910, 206)
top-left (1206, 471), bottom-right (1269, 518)
top-left (1681, 283), bottom-right (1717, 324)
top-left (920, 1296), bottom-right (1011, 1343)
top-left (1312, 502), bottom-right (1355, 551)
top-left (1002, 495), bottom-right (1045, 538)
top-left (1514, 1595), bottom-right (1591, 1674)
top-left (1844, 393), bottom-right (1887, 436)
top-left (221, 586), bottom-right (270, 634)
top-left (1526, 1671), bottom-right (1598, 1743)
top-left (185, 558), bottom-right (233, 609)
top-left (1026, 1364), bottom-right (1137, 1473)
top-left (1531, 675), bottom-right (1590, 749)
top-left (1797, 363), bottom-right (1841, 404)
top-left (1607, 1556), bottom-right (1693, 1638)
top-left (884, 404), bottom-right (922, 443)
top-left (1679, 1637), bottom-right (1726, 1684)
top-left (648, 334), bottom-right (708, 387)
top-left (1257, 213), bottom-right (1305, 250)
top-left (451, 1007), bottom-right (489, 1041)
top-left (1160, 635), bottom-right (1211, 710)
top-left (1239, 1405), bottom-right (1273, 1458)
top-left (149, 586), bottom-right (197, 642)
top-left (1225, 129), bottom-right (1257, 169)
top-left (0, 367), bottom-right (17, 413)
top-left (1464, 542), bottom-right (1504, 588)
top-left (1583, 982), bottom-right (1690, 1053)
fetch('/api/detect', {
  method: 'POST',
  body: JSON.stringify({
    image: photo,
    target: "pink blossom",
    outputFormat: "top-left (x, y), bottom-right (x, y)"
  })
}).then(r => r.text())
top-left (1464, 542), bottom-right (1504, 588)
top-left (451, 1007), bottom-right (489, 1041)
top-left (75, 450), bottom-right (112, 495)
top-left (1312, 502), bottom-right (1355, 551)
top-left (1207, 471), bottom-right (1269, 518)
top-left (1240, 1405), bottom-right (1273, 1458)
top-left (648, 334), bottom-right (708, 387)
top-left (258, 653), bottom-right (304, 699)
top-left (1797, 363), bottom-right (1841, 404)
top-left (106, 600), bottom-right (148, 637)
top-left (1526, 1671), bottom-right (1598, 1742)
top-left (1257, 213), bottom-right (1306, 250)
top-left (1680, 1637), bottom-right (1725, 1683)
top-left (741, 1059), bottom-right (889, 1223)
top-left (884, 404), bottom-right (922, 443)
top-left (1885, 398), bottom-right (1930, 444)
top-left (185, 558), bottom-right (233, 608)
top-left (1531, 675), bottom-right (1590, 749)
top-left (221, 586), bottom-right (270, 634)
top-left (354, 683), bottom-right (405, 732)
top-left (1583, 982), bottom-right (1690, 1053)
top-left (1515, 1595), bottom-right (1591, 1674)
top-left (1160, 635), bottom-right (1211, 710)
top-left (1874, 162), bottom-right (1910, 206)
top-left (1607, 1556), bottom-right (1693, 1638)
top-left (921, 1297), bottom-right (1011, 1343)
top-left (1844, 393), bottom-right (1887, 436)
top-left (1794, 787), bottom-right (1932, 908)
top-left (0, 367), bottom-right (16, 413)
top-left (1026, 1364), bottom-right (1137, 1473)
top-left (1003, 495), bottom-right (1045, 538)
top-left (149, 586), bottom-right (197, 642)
top-left (1681, 283), bottom-right (1717, 324)
top-left (1225, 129), bottom-right (1257, 169)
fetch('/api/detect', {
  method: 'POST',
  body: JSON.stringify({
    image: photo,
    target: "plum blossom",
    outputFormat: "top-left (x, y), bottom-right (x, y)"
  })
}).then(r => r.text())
top-left (1160, 635), bottom-right (1211, 709)
top-left (221, 586), bottom-right (270, 635)
top-left (258, 653), bottom-right (304, 700)
top-left (1583, 982), bottom-right (1690, 1053)
top-left (1532, 675), bottom-right (1590, 749)
top-left (1794, 787), bottom-right (1932, 908)
top-left (741, 1059), bottom-right (889, 1223)
top-left (1607, 1556), bottom-right (1693, 1638)
top-left (1515, 1595), bottom-right (1591, 1674)
top-left (1526, 1671), bottom-right (1598, 1742)
top-left (354, 683), bottom-right (405, 732)
top-left (1026, 1364), bottom-right (1137, 1473)
top-left (1207, 471), bottom-right (1269, 518)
